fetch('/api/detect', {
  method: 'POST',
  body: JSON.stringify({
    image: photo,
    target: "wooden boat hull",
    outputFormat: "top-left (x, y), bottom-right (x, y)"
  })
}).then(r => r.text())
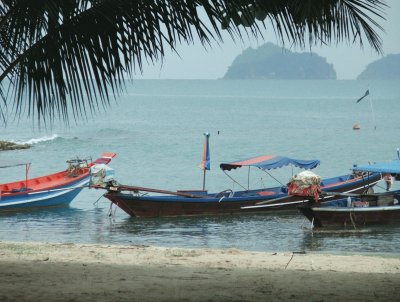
top-left (105, 173), bottom-right (382, 217)
top-left (105, 193), bottom-right (287, 217)
top-left (298, 190), bottom-right (400, 227)
top-left (299, 204), bottom-right (400, 227)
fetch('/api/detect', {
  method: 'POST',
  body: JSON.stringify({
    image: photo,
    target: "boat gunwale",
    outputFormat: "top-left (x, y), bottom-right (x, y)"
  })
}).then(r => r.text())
top-left (0, 168), bottom-right (90, 195)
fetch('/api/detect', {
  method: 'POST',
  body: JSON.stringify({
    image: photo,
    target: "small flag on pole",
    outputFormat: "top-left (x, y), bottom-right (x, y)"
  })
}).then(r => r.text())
top-left (199, 133), bottom-right (210, 171)
top-left (356, 89), bottom-right (369, 103)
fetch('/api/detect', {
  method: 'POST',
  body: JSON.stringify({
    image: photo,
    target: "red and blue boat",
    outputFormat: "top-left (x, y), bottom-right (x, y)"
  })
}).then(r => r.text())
top-left (102, 154), bottom-right (381, 217)
top-left (0, 153), bottom-right (116, 211)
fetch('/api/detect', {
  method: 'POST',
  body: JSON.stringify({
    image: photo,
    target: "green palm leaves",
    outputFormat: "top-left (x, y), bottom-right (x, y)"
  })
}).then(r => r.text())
top-left (0, 0), bottom-right (386, 123)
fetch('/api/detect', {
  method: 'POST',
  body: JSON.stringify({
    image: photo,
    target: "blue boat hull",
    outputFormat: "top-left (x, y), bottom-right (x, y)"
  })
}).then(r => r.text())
top-left (0, 177), bottom-right (89, 211)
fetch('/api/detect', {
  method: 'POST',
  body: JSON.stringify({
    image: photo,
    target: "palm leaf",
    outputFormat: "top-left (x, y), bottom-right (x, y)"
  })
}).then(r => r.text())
top-left (0, 0), bottom-right (386, 124)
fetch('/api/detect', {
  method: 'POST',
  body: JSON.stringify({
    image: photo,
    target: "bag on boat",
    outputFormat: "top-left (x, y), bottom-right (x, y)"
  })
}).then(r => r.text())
top-left (287, 170), bottom-right (321, 202)
top-left (90, 164), bottom-right (115, 187)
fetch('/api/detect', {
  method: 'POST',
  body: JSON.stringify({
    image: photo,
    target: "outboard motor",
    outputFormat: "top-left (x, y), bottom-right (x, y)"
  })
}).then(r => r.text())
top-left (90, 164), bottom-right (116, 187)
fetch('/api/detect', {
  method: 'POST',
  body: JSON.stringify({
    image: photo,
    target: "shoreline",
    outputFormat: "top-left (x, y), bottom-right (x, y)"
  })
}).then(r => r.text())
top-left (1, 241), bottom-right (399, 301)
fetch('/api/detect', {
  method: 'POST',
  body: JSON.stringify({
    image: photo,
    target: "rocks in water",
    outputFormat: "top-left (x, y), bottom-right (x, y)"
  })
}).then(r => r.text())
top-left (0, 140), bottom-right (30, 151)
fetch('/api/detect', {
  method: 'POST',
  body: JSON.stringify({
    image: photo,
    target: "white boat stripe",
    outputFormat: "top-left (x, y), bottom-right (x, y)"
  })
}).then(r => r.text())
top-left (0, 178), bottom-right (89, 207)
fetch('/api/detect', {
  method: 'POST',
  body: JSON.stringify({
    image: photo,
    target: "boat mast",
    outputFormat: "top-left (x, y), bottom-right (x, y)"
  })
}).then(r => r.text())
top-left (202, 169), bottom-right (206, 191)
top-left (200, 132), bottom-right (210, 191)
top-left (247, 166), bottom-right (250, 190)
top-left (25, 163), bottom-right (31, 189)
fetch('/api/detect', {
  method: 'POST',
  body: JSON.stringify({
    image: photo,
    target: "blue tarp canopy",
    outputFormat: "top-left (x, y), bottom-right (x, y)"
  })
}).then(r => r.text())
top-left (353, 159), bottom-right (400, 174)
top-left (220, 155), bottom-right (320, 171)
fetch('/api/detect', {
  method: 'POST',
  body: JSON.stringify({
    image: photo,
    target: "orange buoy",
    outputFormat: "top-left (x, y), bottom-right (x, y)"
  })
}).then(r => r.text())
top-left (352, 123), bottom-right (360, 130)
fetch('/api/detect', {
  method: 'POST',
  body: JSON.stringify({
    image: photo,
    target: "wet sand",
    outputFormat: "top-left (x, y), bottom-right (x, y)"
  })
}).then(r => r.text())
top-left (0, 241), bottom-right (399, 301)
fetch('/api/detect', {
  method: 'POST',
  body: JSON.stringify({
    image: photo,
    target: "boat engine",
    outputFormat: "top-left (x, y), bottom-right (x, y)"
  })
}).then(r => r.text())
top-left (90, 164), bottom-right (116, 187)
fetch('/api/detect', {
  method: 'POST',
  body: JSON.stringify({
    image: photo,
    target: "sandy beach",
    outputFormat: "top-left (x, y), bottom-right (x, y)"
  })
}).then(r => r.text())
top-left (0, 241), bottom-right (399, 302)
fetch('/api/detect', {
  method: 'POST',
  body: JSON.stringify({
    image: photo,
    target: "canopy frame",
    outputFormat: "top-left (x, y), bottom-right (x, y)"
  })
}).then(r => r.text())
top-left (0, 162), bottom-right (31, 190)
top-left (220, 155), bottom-right (320, 191)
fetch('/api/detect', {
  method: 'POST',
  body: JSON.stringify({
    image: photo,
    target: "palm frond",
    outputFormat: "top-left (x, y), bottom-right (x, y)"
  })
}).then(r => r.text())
top-left (0, 0), bottom-right (387, 124)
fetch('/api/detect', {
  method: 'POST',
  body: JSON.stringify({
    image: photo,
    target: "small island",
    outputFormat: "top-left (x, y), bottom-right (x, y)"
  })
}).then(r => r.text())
top-left (223, 42), bottom-right (336, 80)
top-left (357, 54), bottom-right (400, 80)
top-left (0, 140), bottom-right (30, 151)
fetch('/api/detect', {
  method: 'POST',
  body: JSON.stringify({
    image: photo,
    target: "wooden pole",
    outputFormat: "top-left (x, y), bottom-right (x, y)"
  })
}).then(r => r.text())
top-left (202, 169), bottom-right (206, 191)
top-left (25, 163), bottom-right (30, 189)
top-left (247, 166), bottom-right (250, 190)
top-left (106, 184), bottom-right (208, 199)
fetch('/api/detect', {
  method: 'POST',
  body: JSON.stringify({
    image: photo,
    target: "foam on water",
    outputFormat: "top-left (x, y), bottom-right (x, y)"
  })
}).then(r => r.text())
top-left (12, 134), bottom-right (59, 145)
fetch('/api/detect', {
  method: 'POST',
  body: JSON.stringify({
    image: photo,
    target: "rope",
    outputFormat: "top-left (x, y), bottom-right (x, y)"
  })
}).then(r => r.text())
top-left (349, 211), bottom-right (357, 230)
top-left (222, 167), bottom-right (287, 192)
top-left (108, 202), bottom-right (113, 217)
top-left (222, 170), bottom-right (247, 190)
top-left (113, 203), bottom-right (118, 217)
top-left (260, 177), bottom-right (266, 189)
top-left (261, 169), bottom-right (285, 187)
top-left (93, 193), bottom-right (104, 206)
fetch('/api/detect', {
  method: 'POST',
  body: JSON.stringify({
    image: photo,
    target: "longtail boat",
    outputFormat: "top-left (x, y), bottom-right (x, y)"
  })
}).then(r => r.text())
top-left (98, 154), bottom-right (381, 217)
top-left (0, 152), bottom-right (116, 211)
top-left (298, 159), bottom-right (400, 228)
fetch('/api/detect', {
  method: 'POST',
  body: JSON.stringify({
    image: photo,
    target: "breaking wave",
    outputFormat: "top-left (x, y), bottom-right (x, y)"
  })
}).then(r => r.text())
top-left (14, 134), bottom-right (59, 145)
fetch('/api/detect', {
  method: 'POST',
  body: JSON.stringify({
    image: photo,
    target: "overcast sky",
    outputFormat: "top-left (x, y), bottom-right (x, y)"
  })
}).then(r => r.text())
top-left (135, 1), bottom-right (400, 80)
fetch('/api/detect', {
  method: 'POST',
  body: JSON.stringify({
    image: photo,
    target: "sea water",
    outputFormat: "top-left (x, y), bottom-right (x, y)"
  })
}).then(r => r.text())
top-left (1, 79), bottom-right (400, 253)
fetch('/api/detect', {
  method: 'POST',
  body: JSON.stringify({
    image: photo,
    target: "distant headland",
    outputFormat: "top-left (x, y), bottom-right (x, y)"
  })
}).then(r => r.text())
top-left (223, 42), bottom-right (336, 80)
top-left (357, 54), bottom-right (400, 80)
top-left (223, 43), bottom-right (400, 80)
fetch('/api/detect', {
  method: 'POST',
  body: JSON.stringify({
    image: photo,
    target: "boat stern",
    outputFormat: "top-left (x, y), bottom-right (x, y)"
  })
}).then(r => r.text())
top-left (298, 205), bottom-right (323, 227)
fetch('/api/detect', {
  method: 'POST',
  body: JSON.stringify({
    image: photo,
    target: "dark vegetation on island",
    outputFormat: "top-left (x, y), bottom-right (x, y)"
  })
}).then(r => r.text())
top-left (223, 43), bottom-right (336, 80)
top-left (357, 54), bottom-right (400, 80)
